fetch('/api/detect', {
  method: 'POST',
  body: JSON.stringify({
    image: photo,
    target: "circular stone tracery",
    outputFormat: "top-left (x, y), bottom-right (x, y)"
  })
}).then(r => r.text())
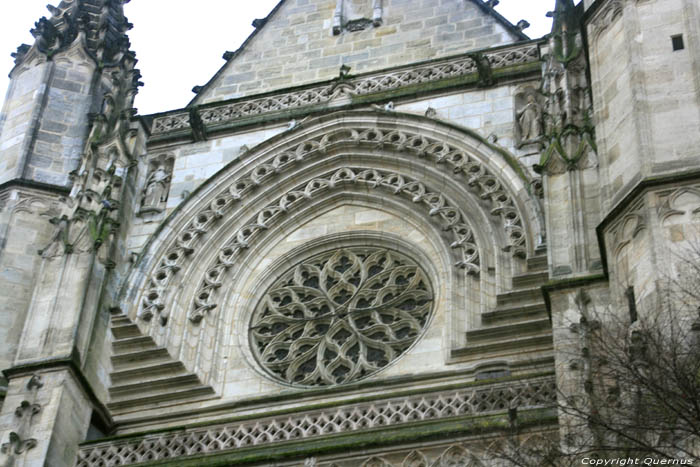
top-left (249, 247), bottom-right (434, 387)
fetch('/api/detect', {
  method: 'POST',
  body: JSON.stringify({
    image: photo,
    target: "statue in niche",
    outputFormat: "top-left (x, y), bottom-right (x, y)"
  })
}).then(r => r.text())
top-left (139, 159), bottom-right (173, 215)
top-left (517, 95), bottom-right (543, 142)
top-left (515, 90), bottom-right (545, 148)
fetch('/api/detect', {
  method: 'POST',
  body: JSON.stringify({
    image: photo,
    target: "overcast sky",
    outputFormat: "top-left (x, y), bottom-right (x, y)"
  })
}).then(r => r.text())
top-left (0, 1), bottom-right (557, 116)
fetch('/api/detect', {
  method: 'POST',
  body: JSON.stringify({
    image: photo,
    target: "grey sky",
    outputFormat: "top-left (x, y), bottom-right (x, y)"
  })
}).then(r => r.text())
top-left (0, 1), bottom-right (557, 115)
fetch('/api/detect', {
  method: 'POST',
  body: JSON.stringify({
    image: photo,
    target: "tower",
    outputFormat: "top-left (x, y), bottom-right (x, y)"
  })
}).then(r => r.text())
top-left (0, 0), bottom-right (698, 465)
top-left (0, 1), bottom-right (142, 465)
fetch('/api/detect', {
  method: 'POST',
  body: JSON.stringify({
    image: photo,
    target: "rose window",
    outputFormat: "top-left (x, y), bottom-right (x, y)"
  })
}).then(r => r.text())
top-left (249, 247), bottom-right (434, 387)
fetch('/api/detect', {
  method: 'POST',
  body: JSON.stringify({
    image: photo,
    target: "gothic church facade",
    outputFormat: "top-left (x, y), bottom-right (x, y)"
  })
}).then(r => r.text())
top-left (0, 0), bottom-right (698, 465)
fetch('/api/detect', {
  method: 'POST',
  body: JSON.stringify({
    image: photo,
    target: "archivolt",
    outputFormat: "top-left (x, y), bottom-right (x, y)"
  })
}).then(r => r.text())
top-left (121, 112), bottom-right (541, 389)
top-left (130, 112), bottom-right (538, 326)
top-left (185, 166), bottom-right (479, 324)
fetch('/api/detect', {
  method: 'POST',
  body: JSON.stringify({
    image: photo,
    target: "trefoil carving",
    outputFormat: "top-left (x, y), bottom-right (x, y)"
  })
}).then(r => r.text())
top-left (186, 167), bottom-right (479, 325)
top-left (140, 123), bottom-right (530, 325)
top-left (250, 247), bottom-right (434, 387)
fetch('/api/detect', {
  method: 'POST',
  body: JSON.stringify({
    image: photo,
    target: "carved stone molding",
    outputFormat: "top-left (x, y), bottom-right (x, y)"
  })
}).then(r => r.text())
top-left (182, 167), bottom-right (477, 326)
top-left (76, 376), bottom-right (555, 467)
top-left (536, 0), bottom-right (596, 176)
top-left (0, 188), bottom-right (64, 217)
top-left (11, 0), bottom-right (135, 73)
top-left (150, 42), bottom-right (540, 135)
top-left (588, 0), bottom-right (624, 41)
top-left (137, 121), bottom-right (529, 327)
top-left (298, 443), bottom-right (484, 466)
top-left (0, 432), bottom-right (37, 456)
top-left (333, 0), bottom-right (383, 35)
top-left (609, 200), bottom-right (647, 256)
top-left (656, 186), bottom-right (700, 225)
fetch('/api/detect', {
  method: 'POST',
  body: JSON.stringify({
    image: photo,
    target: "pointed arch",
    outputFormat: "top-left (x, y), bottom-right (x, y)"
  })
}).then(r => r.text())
top-left (118, 110), bottom-right (542, 393)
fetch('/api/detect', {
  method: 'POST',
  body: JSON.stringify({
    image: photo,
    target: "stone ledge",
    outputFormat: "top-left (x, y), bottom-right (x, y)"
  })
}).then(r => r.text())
top-left (148, 40), bottom-right (544, 139)
top-left (77, 375), bottom-right (557, 467)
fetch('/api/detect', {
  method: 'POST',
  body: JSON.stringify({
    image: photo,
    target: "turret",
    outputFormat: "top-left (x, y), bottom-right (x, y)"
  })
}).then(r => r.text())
top-left (0, 0), bottom-right (139, 188)
top-left (0, 2), bottom-right (143, 466)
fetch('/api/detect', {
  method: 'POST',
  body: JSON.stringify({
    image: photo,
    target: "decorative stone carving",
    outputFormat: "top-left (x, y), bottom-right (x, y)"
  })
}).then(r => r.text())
top-left (139, 156), bottom-right (174, 215)
top-left (361, 457), bottom-right (392, 467)
top-left (656, 186), bottom-right (700, 225)
top-left (0, 375), bottom-right (43, 460)
top-left (76, 376), bottom-right (556, 466)
top-left (36, 20), bottom-right (141, 260)
top-left (185, 167), bottom-right (478, 325)
top-left (8, 191), bottom-right (64, 217)
top-left (467, 52), bottom-right (494, 87)
top-left (333, 0), bottom-right (383, 35)
top-left (515, 89), bottom-right (544, 147)
top-left (589, 0), bottom-right (623, 41)
top-left (435, 446), bottom-right (478, 466)
top-left (609, 200), bottom-right (647, 256)
top-left (536, 0), bottom-right (596, 175)
top-left (0, 432), bottom-right (37, 456)
top-left (14, 0), bottom-right (136, 72)
top-left (402, 450), bottom-right (429, 467)
top-left (39, 215), bottom-right (72, 258)
top-left (250, 247), bottom-right (434, 387)
top-left (138, 120), bottom-right (530, 326)
top-left (151, 43), bottom-right (540, 134)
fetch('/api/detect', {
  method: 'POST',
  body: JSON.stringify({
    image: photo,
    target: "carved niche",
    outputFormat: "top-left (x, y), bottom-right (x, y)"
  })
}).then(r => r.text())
top-left (139, 154), bottom-right (174, 216)
top-left (333, 0), bottom-right (383, 35)
top-left (514, 86), bottom-right (545, 148)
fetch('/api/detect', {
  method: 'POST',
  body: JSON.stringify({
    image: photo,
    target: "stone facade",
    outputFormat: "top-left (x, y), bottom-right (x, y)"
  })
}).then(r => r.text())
top-left (0, 0), bottom-right (699, 465)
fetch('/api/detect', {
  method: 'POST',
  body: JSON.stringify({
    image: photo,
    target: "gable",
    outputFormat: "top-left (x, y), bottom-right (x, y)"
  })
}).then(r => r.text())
top-left (192, 0), bottom-right (526, 106)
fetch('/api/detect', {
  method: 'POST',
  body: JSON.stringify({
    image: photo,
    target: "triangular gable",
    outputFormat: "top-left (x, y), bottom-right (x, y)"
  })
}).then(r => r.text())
top-left (190, 0), bottom-right (529, 106)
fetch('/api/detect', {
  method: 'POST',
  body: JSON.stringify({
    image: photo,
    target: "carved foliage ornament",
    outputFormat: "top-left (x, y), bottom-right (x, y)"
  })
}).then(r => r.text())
top-left (250, 247), bottom-right (434, 387)
top-left (137, 125), bottom-right (528, 326)
top-left (184, 167), bottom-right (478, 326)
top-left (536, 0), bottom-right (597, 175)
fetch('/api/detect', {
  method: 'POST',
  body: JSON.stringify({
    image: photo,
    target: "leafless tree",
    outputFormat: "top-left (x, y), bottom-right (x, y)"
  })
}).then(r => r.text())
top-left (486, 244), bottom-right (700, 466)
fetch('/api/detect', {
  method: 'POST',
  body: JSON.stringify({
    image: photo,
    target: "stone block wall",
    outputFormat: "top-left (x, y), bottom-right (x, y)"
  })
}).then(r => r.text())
top-left (133, 81), bottom-right (541, 257)
top-left (588, 0), bottom-right (700, 210)
top-left (0, 188), bottom-right (62, 373)
top-left (0, 64), bottom-right (51, 185)
top-left (195, 0), bottom-right (521, 104)
top-left (0, 59), bottom-right (96, 188)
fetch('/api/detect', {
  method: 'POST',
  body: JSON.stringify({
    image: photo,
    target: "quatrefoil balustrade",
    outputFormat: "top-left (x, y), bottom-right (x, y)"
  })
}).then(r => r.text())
top-left (249, 247), bottom-right (434, 387)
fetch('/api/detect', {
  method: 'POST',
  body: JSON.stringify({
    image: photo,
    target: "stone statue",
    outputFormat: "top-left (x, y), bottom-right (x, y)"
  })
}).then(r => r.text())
top-left (517, 94), bottom-right (543, 142)
top-left (141, 165), bottom-right (171, 211)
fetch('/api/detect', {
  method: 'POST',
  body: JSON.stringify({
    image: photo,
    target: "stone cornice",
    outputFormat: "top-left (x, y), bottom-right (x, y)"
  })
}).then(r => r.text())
top-left (77, 375), bottom-right (556, 466)
top-left (540, 169), bottom-right (700, 317)
top-left (149, 40), bottom-right (544, 140)
top-left (0, 179), bottom-right (71, 198)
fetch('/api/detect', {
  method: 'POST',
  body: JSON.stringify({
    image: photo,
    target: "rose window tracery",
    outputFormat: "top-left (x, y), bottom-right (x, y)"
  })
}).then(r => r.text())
top-left (249, 247), bottom-right (434, 387)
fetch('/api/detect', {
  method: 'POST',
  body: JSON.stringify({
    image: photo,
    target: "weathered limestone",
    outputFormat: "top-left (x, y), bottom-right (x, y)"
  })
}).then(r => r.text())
top-left (1, 0), bottom-right (699, 465)
top-left (193, 0), bottom-right (527, 104)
